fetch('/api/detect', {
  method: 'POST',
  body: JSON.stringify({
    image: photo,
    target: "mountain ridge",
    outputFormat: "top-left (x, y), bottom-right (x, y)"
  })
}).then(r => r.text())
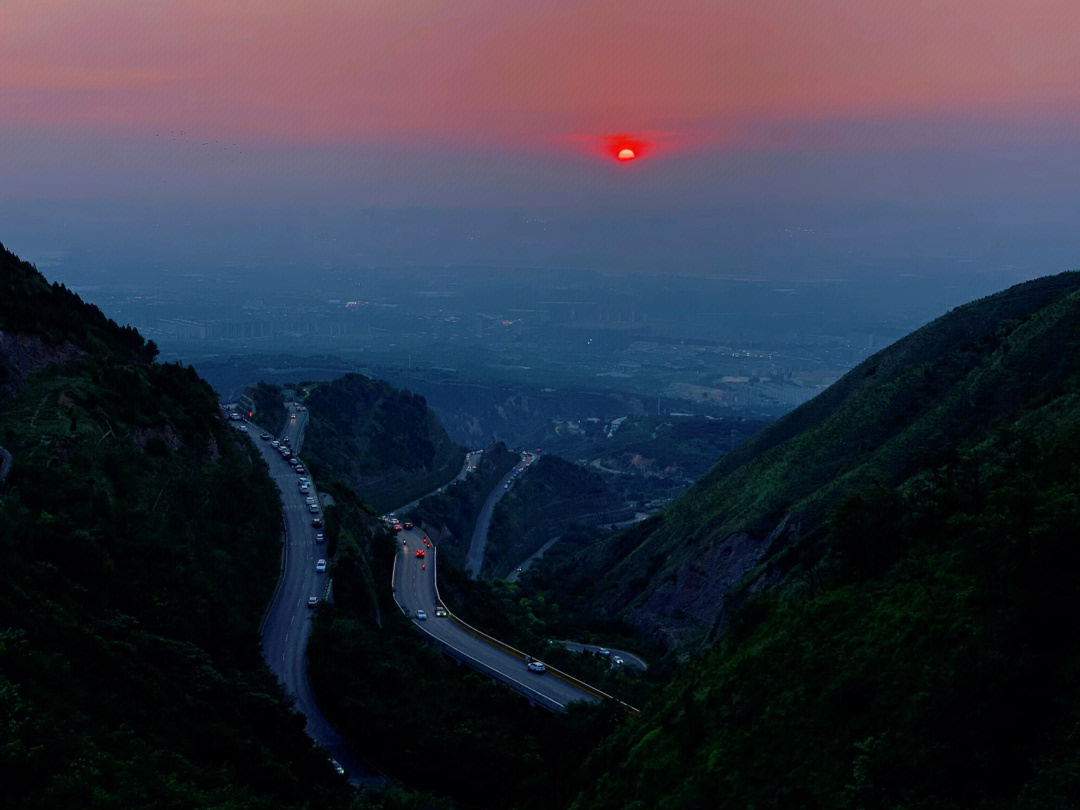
top-left (547, 271), bottom-right (1080, 647)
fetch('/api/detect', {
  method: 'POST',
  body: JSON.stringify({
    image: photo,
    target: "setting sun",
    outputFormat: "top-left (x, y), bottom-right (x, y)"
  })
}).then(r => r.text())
top-left (617, 148), bottom-right (635, 161)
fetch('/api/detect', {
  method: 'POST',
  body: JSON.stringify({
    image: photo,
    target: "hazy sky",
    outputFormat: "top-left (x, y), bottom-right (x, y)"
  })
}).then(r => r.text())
top-left (3, 1), bottom-right (1080, 277)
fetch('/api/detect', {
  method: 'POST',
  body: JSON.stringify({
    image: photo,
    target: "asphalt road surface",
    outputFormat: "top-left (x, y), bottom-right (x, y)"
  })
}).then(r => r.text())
top-left (247, 405), bottom-right (381, 785)
top-left (463, 456), bottom-right (532, 578)
top-left (394, 528), bottom-right (598, 710)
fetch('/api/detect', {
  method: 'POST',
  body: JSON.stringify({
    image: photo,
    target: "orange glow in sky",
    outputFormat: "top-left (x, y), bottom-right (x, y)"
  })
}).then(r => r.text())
top-left (2, 1), bottom-right (1079, 162)
top-left (618, 148), bottom-right (635, 161)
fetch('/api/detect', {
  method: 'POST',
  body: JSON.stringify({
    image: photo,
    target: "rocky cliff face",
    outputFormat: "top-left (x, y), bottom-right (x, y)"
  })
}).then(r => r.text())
top-left (0, 331), bottom-right (83, 399)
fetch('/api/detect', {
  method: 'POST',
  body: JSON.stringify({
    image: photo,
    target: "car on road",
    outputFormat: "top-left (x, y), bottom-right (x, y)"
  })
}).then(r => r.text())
top-left (434, 606), bottom-right (447, 617)
top-left (526, 660), bottom-right (547, 673)
top-left (312, 518), bottom-right (323, 528)
top-left (393, 524), bottom-right (403, 532)
top-left (415, 609), bottom-right (427, 620)
top-left (299, 484), bottom-right (309, 493)
top-left (260, 432), bottom-right (270, 440)
top-left (415, 549), bottom-right (425, 558)
top-left (597, 648), bottom-right (610, 658)
top-left (238, 425), bottom-right (248, 433)
top-left (315, 532), bottom-right (324, 543)
top-left (612, 656), bottom-right (624, 667)
top-left (307, 596), bottom-right (319, 608)
top-left (315, 559), bottom-right (326, 572)
top-left (329, 758), bottom-right (344, 776)
top-left (295, 465), bottom-right (305, 474)
top-left (404, 521), bottom-right (414, 530)
top-left (271, 440), bottom-right (279, 447)
top-left (306, 496), bottom-right (316, 505)
top-left (308, 504), bottom-right (319, 514)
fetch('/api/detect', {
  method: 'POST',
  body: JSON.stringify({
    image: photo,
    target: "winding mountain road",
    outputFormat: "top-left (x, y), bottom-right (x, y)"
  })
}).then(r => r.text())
top-left (246, 406), bottom-right (381, 785)
top-left (463, 455), bottom-right (532, 578)
top-left (393, 529), bottom-right (601, 711)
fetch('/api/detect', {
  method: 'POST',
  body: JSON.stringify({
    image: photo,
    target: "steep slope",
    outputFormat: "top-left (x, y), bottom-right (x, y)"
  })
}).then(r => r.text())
top-left (565, 271), bottom-right (1080, 808)
top-left (0, 244), bottom-right (360, 808)
top-left (301, 373), bottom-right (464, 511)
top-left (572, 272), bottom-right (1080, 646)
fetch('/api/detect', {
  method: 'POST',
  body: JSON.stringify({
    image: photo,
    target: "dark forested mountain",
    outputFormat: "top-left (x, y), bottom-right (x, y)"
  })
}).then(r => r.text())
top-left (0, 244), bottom-right (363, 808)
top-left (301, 373), bottom-right (464, 512)
top-left (567, 271), bottom-right (1080, 646)
top-left (563, 271), bottom-right (1080, 809)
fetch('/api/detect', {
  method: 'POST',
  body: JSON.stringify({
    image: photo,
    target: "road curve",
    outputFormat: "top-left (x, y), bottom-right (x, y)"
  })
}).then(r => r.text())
top-left (555, 640), bottom-right (649, 671)
top-left (463, 456), bottom-right (531, 578)
top-left (393, 528), bottom-right (600, 710)
top-left (246, 406), bottom-right (381, 786)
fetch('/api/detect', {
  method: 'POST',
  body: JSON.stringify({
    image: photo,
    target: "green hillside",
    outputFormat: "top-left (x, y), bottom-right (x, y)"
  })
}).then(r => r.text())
top-left (301, 373), bottom-right (464, 512)
top-left (565, 271), bottom-right (1080, 808)
top-left (0, 244), bottom-right (370, 808)
top-left (570, 271), bottom-right (1080, 645)
top-left (485, 454), bottom-right (624, 579)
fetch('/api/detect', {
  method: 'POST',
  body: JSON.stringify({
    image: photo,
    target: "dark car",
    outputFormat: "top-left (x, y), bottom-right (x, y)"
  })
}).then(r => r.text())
top-left (312, 518), bottom-right (323, 528)
top-left (415, 549), bottom-right (425, 558)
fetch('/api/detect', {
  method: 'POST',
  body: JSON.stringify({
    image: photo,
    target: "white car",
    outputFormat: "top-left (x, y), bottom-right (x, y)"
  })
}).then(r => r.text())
top-left (308, 504), bottom-right (319, 514)
top-left (415, 609), bottom-right (427, 620)
top-left (612, 656), bottom-right (624, 667)
top-left (299, 484), bottom-right (309, 493)
top-left (315, 559), bottom-right (326, 572)
top-left (306, 496), bottom-right (317, 505)
top-left (315, 532), bottom-right (325, 543)
top-left (271, 440), bottom-right (279, 448)
top-left (307, 596), bottom-right (319, 608)
top-left (526, 660), bottom-right (547, 673)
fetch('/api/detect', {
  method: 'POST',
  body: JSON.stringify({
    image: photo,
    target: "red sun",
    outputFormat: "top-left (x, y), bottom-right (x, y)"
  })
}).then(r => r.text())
top-left (606, 135), bottom-right (648, 163)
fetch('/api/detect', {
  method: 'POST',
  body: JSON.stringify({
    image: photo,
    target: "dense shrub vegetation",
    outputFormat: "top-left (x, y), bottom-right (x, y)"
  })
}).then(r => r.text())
top-left (0, 244), bottom-right (388, 808)
top-left (301, 373), bottom-right (464, 512)
top-left (566, 273), bottom-right (1080, 808)
top-left (572, 272), bottom-right (1080, 642)
top-left (485, 454), bottom-right (620, 578)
